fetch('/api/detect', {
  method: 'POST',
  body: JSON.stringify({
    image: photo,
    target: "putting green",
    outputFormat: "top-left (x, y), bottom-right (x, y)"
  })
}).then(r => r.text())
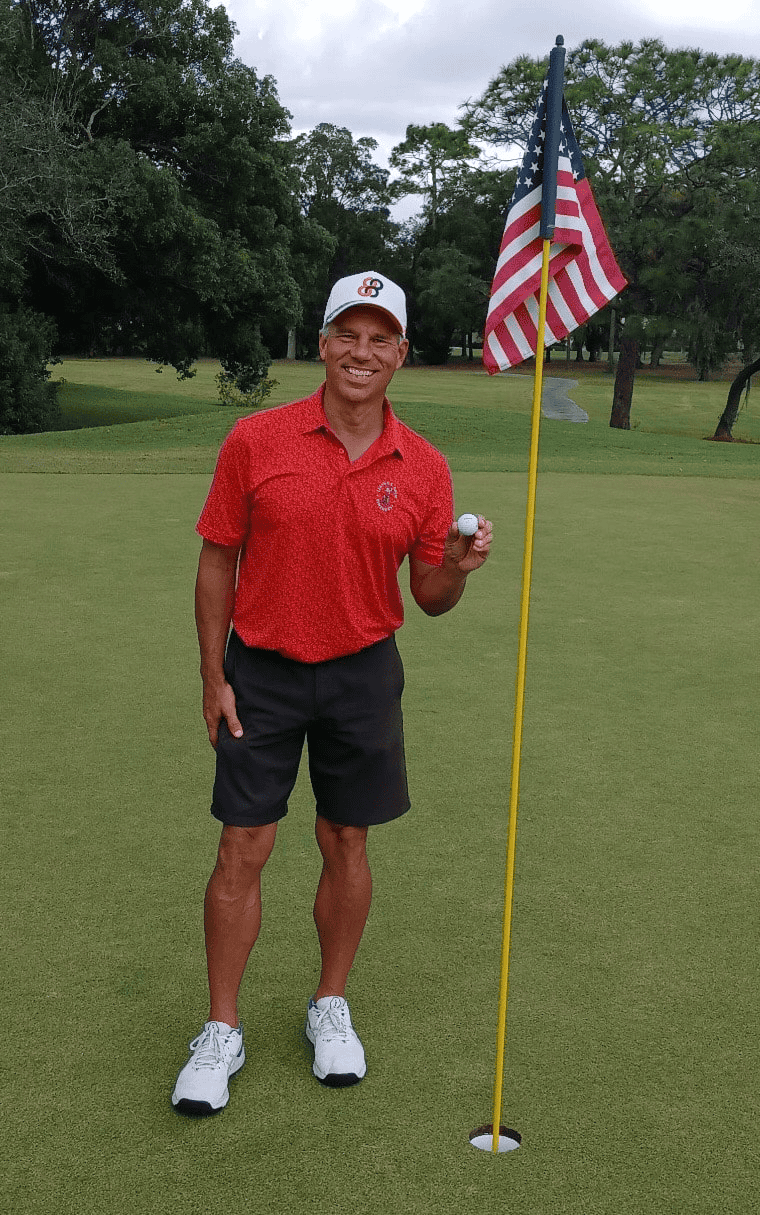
top-left (2, 470), bottom-right (758, 1213)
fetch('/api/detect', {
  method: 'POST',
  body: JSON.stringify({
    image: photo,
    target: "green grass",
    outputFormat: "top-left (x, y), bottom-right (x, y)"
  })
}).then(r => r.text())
top-left (0, 356), bottom-right (757, 477)
top-left (2, 361), bottom-right (759, 1213)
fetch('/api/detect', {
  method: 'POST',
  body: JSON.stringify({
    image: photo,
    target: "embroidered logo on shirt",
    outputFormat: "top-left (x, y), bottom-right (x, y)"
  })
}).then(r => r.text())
top-left (376, 481), bottom-right (398, 512)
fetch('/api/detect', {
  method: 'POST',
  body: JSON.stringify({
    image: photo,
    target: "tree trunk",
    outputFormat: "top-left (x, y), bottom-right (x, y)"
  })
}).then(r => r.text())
top-left (607, 307), bottom-right (616, 371)
top-left (713, 355), bottom-right (760, 440)
top-left (286, 328), bottom-right (296, 360)
top-left (610, 336), bottom-right (639, 429)
top-left (650, 336), bottom-right (666, 369)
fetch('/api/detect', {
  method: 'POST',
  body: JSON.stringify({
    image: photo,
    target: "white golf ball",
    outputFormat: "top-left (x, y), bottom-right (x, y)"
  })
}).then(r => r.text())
top-left (457, 513), bottom-right (479, 537)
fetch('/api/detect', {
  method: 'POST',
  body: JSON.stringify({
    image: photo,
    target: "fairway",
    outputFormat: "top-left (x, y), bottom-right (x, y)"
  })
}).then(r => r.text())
top-left (3, 449), bottom-right (759, 1212)
top-left (2, 357), bottom-right (759, 478)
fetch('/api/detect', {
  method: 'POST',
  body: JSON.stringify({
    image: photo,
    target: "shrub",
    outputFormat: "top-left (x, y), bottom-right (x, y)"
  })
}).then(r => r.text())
top-left (215, 369), bottom-right (278, 411)
top-left (0, 305), bottom-right (61, 434)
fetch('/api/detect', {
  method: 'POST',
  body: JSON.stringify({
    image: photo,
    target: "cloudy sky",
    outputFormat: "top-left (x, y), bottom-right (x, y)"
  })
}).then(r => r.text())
top-left (221, 0), bottom-right (760, 170)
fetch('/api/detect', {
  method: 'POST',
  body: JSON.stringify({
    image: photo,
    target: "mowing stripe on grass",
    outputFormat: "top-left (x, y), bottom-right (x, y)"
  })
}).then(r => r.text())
top-left (2, 471), bottom-right (758, 1214)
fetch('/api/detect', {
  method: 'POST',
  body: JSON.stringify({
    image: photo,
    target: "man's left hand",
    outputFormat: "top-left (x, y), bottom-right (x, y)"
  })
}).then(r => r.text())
top-left (444, 516), bottom-right (494, 574)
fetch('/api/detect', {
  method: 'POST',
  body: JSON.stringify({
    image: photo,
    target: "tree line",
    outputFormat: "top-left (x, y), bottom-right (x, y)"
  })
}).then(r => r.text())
top-left (2, 2), bottom-right (759, 436)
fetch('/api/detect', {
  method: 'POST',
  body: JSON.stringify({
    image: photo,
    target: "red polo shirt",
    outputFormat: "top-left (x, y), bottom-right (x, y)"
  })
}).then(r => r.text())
top-left (196, 385), bottom-right (454, 662)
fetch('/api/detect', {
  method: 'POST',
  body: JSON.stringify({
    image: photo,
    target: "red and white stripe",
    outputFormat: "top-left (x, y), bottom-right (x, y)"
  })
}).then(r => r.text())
top-left (484, 154), bottom-right (626, 373)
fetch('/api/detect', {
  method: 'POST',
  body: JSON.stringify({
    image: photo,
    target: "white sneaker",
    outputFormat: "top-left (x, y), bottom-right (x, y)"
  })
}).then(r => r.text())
top-left (171, 1021), bottom-right (245, 1114)
top-left (305, 997), bottom-right (367, 1086)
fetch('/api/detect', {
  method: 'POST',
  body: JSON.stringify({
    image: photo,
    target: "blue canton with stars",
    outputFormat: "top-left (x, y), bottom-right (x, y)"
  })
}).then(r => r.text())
top-left (509, 82), bottom-right (587, 211)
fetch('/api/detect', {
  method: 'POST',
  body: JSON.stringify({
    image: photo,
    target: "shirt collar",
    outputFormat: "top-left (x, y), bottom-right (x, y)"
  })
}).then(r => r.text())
top-left (300, 383), bottom-right (405, 459)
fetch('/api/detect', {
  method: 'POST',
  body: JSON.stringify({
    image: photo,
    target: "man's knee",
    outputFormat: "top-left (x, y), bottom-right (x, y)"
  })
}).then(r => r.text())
top-left (315, 817), bottom-right (368, 867)
top-left (214, 823), bottom-right (277, 885)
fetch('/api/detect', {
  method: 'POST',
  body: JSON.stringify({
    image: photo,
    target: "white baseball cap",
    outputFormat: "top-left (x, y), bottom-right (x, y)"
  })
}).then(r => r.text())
top-left (323, 272), bottom-right (407, 336)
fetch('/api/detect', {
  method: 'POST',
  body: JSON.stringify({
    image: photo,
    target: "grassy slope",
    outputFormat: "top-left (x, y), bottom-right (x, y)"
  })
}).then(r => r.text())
top-left (0, 357), bottom-right (757, 476)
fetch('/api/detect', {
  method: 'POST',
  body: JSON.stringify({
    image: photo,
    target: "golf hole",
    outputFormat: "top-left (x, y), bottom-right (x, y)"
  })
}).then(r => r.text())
top-left (469, 1124), bottom-right (521, 1153)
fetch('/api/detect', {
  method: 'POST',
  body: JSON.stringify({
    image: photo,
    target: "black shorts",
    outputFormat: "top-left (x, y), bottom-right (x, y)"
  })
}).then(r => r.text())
top-left (211, 631), bottom-right (410, 829)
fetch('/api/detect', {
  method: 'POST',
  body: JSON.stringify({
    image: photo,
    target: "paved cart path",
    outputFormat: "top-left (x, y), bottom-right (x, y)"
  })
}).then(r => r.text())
top-left (540, 376), bottom-right (587, 422)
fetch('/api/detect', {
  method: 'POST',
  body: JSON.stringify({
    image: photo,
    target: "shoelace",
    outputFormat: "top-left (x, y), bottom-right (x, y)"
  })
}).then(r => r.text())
top-left (189, 1023), bottom-right (234, 1070)
top-left (313, 1001), bottom-right (352, 1043)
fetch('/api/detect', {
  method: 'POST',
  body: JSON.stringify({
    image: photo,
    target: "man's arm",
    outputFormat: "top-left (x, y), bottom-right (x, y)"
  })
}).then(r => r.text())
top-left (409, 516), bottom-right (493, 617)
top-left (195, 537), bottom-right (243, 748)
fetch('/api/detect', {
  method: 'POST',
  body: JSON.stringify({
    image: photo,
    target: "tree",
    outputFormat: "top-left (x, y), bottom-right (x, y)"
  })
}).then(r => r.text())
top-left (463, 39), bottom-right (760, 197)
top-left (432, 166), bottom-right (514, 274)
top-left (462, 39), bottom-right (760, 424)
top-left (0, 305), bottom-right (59, 434)
top-left (0, 0), bottom-right (133, 429)
top-left (12, 0), bottom-right (302, 392)
top-left (572, 318), bottom-right (607, 363)
top-left (287, 123), bottom-right (397, 353)
top-left (429, 166), bottom-right (515, 357)
top-left (291, 123), bottom-right (390, 218)
top-left (0, 54), bottom-right (126, 286)
top-left (389, 123), bottom-right (480, 233)
top-left (413, 244), bottom-right (487, 364)
top-left (708, 224), bottom-right (760, 438)
top-left (713, 357), bottom-right (760, 441)
top-left (609, 333), bottom-right (638, 429)
top-left (387, 128), bottom-right (510, 363)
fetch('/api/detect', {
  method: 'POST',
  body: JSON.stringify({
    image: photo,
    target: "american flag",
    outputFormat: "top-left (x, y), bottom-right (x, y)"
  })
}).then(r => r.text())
top-left (483, 83), bottom-right (627, 373)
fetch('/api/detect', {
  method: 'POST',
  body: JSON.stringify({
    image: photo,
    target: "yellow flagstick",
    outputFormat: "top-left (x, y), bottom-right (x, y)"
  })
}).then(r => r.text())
top-left (490, 238), bottom-right (552, 1154)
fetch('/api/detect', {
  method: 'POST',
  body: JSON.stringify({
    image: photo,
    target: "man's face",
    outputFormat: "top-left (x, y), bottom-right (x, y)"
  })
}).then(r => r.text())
top-left (319, 306), bottom-right (409, 404)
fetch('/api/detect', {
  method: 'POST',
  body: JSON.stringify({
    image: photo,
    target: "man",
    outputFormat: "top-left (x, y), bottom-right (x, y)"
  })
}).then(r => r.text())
top-left (172, 271), bottom-right (493, 1114)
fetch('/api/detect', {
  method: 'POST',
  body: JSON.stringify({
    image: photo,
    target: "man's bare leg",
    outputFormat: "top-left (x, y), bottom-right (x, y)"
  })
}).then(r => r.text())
top-left (312, 817), bottom-right (372, 1000)
top-left (204, 822), bottom-right (278, 1026)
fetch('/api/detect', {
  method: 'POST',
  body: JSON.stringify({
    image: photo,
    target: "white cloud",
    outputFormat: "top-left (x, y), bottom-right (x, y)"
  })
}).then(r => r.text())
top-left (637, 0), bottom-right (754, 26)
top-left (221, 0), bottom-right (760, 163)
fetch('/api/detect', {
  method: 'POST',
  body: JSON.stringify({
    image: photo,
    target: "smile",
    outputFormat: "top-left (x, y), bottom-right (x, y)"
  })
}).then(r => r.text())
top-left (345, 368), bottom-right (374, 379)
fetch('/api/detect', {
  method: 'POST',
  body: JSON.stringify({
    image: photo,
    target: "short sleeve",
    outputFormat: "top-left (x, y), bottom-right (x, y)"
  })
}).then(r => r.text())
top-left (410, 454), bottom-right (454, 567)
top-left (196, 423), bottom-right (251, 546)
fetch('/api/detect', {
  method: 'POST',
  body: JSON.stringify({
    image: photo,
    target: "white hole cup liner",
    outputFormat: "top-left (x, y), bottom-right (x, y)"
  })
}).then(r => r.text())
top-left (469, 1124), bottom-right (521, 1153)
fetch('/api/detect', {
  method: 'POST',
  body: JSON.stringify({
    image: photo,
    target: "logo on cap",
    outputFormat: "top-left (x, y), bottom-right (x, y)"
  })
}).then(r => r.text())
top-left (357, 276), bottom-right (383, 299)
